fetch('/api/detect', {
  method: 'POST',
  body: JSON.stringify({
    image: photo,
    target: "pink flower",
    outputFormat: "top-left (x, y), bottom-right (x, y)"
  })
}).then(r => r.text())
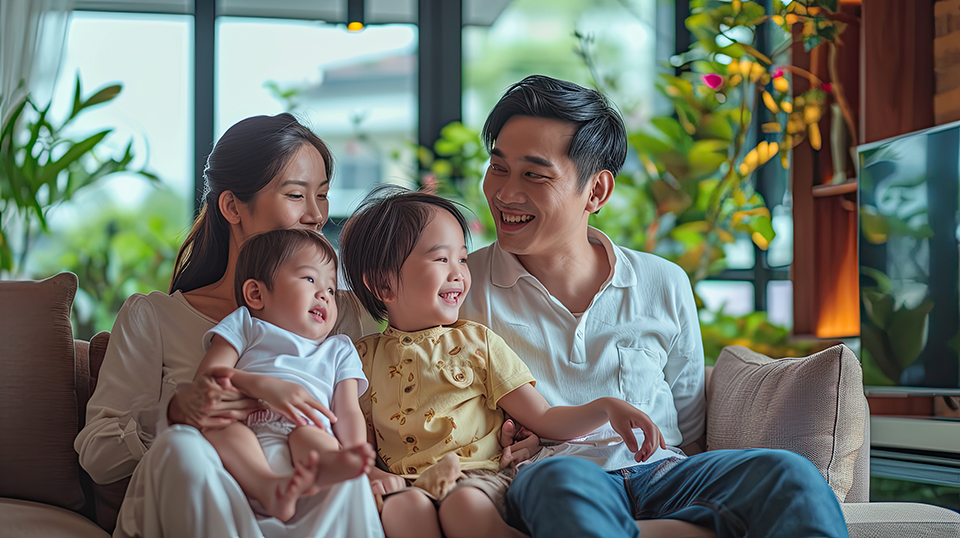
top-left (701, 73), bottom-right (723, 90)
top-left (773, 67), bottom-right (784, 79)
top-left (822, 83), bottom-right (832, 93)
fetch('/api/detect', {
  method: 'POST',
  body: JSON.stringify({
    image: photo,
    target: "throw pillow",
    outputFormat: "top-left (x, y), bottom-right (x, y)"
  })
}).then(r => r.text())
top-left (0, 272), bottom-right (84, 510)
top-left (707, 344), bottom-right (868, 503)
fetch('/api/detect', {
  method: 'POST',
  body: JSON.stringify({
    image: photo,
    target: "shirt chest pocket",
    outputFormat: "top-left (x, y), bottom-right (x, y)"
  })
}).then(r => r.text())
top-left (617, 346), bottom-right (665, 406)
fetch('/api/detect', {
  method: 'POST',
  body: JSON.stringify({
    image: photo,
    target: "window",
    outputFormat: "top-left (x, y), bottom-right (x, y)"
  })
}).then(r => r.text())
top-left (216, 19), bottom-right (418, 218)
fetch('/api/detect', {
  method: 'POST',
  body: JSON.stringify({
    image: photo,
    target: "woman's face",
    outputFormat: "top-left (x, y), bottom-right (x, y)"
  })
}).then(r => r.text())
top-left (235, 144), bottom-right (330, 242)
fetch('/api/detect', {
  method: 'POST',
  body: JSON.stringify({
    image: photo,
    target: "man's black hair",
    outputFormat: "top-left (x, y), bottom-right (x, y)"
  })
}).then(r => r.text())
top-left (481, 74), bottom-right (627, 192)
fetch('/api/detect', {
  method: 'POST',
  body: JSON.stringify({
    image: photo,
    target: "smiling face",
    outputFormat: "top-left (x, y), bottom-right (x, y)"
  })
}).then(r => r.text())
top-left (483, 115), bottom-right (595, 259)
top-left (385, 208), bottom-right (471, 332)
top-left (251, 244), bottom-right (338, 341)
top-left (234, 144), bottom-right (331, 242)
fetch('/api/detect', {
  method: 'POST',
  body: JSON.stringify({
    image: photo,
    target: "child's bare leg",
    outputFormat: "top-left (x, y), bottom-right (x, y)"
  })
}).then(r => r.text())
top-left (202, 423), bottom-right (312, 522)
top-left (438, 486), bottom-right (526, 538)
top-left (635, 519), bottom-right (718, 538)
top-left (288, 425), bottom-right (375, 489)
top-left (381, 489), bottom-right (442, 538)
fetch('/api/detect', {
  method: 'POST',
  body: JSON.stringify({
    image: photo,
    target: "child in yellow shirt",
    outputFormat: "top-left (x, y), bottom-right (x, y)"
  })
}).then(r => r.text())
top-left (339, 186), bottom-right (665, 538)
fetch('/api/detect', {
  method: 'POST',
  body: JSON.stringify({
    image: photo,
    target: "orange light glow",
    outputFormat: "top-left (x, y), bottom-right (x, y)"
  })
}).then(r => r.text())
top-left (347, 21), bottom-right (364, 32)
top-left (815, 207), bottom-right (860, 338)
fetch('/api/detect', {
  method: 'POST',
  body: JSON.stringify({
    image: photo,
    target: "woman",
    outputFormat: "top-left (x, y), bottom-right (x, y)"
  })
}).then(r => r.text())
top-left (75, 113), bottom-right (383, 538)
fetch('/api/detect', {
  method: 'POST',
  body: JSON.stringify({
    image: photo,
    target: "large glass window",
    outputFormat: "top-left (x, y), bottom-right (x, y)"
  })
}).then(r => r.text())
top-left (463, 0), bottom-right (669, 131)
top-left (216, 19), bottom-right (418, 218)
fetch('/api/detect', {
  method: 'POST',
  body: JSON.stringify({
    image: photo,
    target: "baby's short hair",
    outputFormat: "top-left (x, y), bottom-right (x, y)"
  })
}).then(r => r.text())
top-left (234, 229), bottom-right (337, 308)
top-left (339, 185), bottom-right (469, 322)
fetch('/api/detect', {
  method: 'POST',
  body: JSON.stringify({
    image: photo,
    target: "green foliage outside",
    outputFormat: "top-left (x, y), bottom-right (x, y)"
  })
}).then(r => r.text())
top-left (30, 185), bottom-right (185, 340)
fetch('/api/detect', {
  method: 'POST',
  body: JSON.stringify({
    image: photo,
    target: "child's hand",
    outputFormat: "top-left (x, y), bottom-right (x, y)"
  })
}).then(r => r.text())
top-left (602, 398), bottom-right (667, 462)
top-left (249, 374), bottom-right (338, 427)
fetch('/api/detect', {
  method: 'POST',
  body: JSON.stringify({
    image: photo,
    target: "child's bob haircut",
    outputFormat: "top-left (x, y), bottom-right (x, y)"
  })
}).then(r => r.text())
top-left (234, 228), bottom-right (337, 308)
top-left (339, 185), bottom-right (470, 323)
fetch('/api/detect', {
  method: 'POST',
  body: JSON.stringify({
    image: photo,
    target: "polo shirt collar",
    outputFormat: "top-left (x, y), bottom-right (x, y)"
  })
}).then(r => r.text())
top-left (489, 226), bottom-right (637, 289)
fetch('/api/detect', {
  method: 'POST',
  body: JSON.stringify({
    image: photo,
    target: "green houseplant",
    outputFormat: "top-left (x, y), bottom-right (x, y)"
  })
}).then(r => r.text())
top-left (0, 76), bottom-right (158, 276)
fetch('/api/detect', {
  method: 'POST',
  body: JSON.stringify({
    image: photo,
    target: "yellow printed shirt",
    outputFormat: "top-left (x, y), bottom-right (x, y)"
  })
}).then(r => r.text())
top-left (356, 320), bottom-right (535, 478)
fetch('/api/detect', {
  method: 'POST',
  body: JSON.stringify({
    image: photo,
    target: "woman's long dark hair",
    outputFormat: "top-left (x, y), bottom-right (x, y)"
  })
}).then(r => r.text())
top-left (169, 113), bottom-right (334, 294)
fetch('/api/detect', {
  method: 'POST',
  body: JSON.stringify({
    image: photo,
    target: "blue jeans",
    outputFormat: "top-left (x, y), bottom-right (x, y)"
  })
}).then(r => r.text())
top-left (505, 449), bottom-right (849, 538)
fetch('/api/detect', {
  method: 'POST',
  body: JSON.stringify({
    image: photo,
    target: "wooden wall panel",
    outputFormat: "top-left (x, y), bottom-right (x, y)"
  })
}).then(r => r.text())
top-left (861, 0), bottom-right (934, 144)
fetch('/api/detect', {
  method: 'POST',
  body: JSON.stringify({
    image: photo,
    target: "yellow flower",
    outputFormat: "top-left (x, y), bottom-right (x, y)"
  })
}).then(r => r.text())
top-left (727, 59), bottom-right (740, 75)
top-left (739, 60), bottom-right (754, 78)
top-left (729, 74), bottom-right (743, 87)
top-left (773, 15), bottom-right (785, 26)
top-left (781, 152), bottom-right (789, 169)
top-left (804, 105), bottom-right (821, 124)
top-left (762, 122), bottom-right (782, 133)
top-left (809, 123), bottom-right (822, 150)
top-left (781, 101), bottom-right (793, 113)
top-left (762, 91), bottom-right (779, 113)
top-left (773, 76), bottom-right (789, 93)
top-left (808, 6), bottom-right (821, 16)
top-left (785, 14), bottom-right (798, 25)
top-left (750, 62), bottom-right (765, 82)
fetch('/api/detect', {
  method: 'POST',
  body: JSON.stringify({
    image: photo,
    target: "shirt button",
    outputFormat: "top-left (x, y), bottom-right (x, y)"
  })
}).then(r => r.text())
top-left (405, 436), bottom-right (416, 444)
top-left (407, 467), bottom-right (417, 474)
top-left (404, 386), bottom-right (414, 393)
top-left (454, 373), bottom-right (465, 382)
top-left (404, 408), bottom-right (414, 414)
top-left (401, 336), bottom-right (413, 345)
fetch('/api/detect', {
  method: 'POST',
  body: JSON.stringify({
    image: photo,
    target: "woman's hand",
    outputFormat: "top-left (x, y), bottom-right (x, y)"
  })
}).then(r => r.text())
top-left (168, 369), bottom-right (259, 429)
top-left (602, 398), bottom-right (667, 462)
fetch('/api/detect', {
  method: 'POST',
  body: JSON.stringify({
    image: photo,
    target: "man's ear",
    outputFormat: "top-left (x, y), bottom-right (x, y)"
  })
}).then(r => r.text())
top-left (363, 275), bottom-right (396, 303)
top-left (242, 279), bottom-right (266, 310)
top-left (219, 190), bottom-right (242, 225)
top-left (585, 170), bottom-right (615, 214)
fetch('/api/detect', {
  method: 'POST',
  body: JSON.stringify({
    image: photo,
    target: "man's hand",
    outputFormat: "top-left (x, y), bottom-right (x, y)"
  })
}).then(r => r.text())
top-left (498, 418), bottom-right (542, 468)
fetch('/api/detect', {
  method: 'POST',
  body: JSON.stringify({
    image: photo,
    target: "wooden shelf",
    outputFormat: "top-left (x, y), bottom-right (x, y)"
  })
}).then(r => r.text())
top-left (812, 181), bottom-right (858, 197)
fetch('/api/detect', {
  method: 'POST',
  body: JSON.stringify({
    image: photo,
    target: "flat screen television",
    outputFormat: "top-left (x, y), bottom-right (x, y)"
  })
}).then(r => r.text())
top-left (858, 121), bottom-right (960, 396)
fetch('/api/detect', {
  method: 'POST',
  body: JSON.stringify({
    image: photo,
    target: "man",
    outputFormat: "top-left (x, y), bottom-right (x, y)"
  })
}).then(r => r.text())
top-left (460, 75), bottom-right (848, 538)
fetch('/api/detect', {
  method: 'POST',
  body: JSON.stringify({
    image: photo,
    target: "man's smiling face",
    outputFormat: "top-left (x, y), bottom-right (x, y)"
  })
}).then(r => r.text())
top-left (482, 115), bottom-right (593, 258)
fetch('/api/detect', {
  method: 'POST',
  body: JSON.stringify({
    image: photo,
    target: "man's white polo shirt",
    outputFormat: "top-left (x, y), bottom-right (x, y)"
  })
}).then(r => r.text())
top-left (461, 227), bottom-right (705, 470)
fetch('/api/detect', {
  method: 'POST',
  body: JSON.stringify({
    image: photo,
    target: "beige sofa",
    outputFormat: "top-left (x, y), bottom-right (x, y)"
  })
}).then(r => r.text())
top-left (1, 273), bottom-right (959, 537)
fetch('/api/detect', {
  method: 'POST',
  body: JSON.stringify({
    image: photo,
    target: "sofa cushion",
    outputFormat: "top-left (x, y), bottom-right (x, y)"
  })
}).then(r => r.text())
top-left (0, 498), bottom-right (109, 538)
top-left (0, 272), bottom-right (85, 510)
top-left (707, 344), bottom-right (868, 503)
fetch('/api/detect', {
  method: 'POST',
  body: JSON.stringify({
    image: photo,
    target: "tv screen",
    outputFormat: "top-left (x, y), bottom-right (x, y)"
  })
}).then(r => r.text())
top-left (858, 122), bottom-right (960, 395)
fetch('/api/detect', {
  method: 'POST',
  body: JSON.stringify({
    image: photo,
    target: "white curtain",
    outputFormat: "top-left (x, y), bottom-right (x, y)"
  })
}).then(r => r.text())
top-left (0, 0), bottom-right (72, 125)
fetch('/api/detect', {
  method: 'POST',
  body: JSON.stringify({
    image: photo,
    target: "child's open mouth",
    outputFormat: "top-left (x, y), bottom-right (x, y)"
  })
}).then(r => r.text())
top-left (439, 291), bottom-right (462, 304)
top-left (309, 308), bottom-right (326, 322)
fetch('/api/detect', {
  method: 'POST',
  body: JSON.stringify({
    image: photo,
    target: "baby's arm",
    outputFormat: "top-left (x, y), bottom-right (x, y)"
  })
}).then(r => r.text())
top-left (498, 384), bottom-right (666, 462)
top-left (330, 379), bottom-right (366, 447)
top-left (196, 335), bottom-right (336, 427)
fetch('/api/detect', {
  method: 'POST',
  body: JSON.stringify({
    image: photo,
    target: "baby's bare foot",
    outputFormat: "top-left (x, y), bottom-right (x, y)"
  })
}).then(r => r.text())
top-left (261, 463), bottom-right (316, 522)
top-left (310, 444), bottom-right (375, 490)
